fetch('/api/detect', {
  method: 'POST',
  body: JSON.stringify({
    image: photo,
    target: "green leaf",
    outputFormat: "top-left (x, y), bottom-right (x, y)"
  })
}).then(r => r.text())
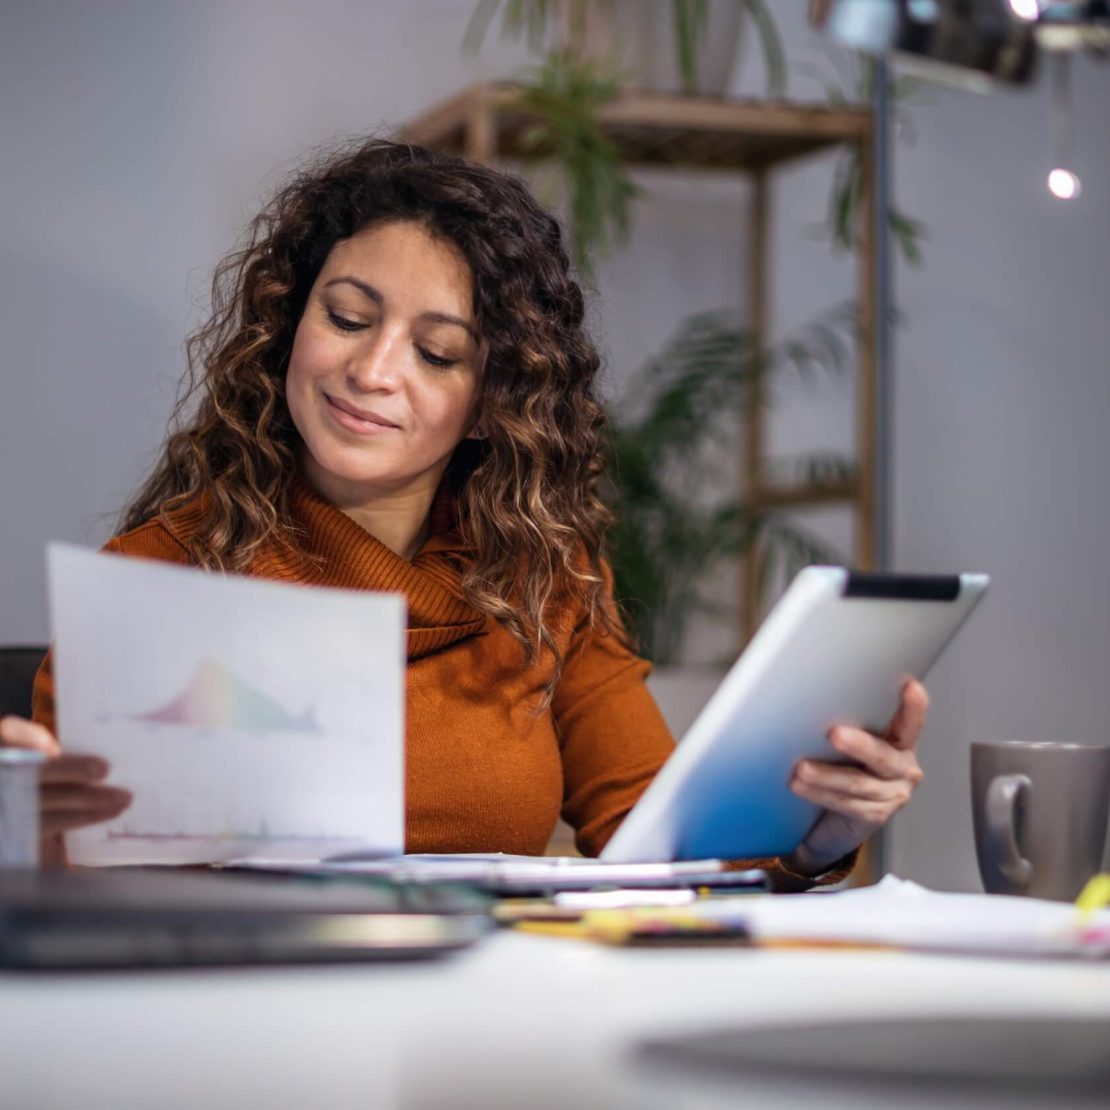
top-left (890, 209), bottom-right (925, 266)
top-left (672, 0), bottom-right (705, 95)
top-left (514, 51), bottom-right (640, 276)
top-left (605, 305), bottom-right (857, 662)
top-left (743, 0), bottom-right (786, 99)
top-left (461, 0), bottom-right (504, 57)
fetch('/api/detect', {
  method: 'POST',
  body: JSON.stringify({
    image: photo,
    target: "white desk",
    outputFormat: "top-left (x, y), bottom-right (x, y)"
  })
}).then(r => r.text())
top-left (3, 928), bottom-right (1109, 1110)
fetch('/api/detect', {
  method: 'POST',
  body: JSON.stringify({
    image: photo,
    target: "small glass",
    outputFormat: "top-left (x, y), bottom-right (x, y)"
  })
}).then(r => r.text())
top-left (0, 748), bottom-right (46, 867)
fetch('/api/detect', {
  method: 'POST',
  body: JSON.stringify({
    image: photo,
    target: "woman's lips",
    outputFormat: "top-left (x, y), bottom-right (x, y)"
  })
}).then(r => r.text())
top-left (323, 393), bottom-right (400, 436)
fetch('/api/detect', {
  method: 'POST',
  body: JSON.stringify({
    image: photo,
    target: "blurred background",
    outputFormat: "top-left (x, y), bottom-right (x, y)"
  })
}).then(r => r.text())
top-left (2, 0), bottom-right (1109, 890)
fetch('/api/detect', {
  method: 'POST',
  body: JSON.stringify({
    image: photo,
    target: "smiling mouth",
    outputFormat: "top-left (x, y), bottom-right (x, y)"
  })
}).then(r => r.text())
top-left (323, 393), bottom-right (400, 433)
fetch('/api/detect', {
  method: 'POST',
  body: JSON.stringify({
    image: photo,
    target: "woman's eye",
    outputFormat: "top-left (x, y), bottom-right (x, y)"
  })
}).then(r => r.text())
top-left (326, 311), bottom-right (456, 369)
top-left (327, 310), bottom-right (366, 332)
top-left (419, 349), bottom-right (458, 369)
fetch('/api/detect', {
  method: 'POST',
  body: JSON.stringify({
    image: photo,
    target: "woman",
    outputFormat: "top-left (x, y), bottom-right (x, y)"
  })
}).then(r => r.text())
top-left (0, 138), bottom-right (927, 885)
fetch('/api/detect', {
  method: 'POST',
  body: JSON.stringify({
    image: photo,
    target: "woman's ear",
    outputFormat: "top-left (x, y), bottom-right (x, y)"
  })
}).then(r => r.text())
top-left (466, 418), bottom-right (488, 442)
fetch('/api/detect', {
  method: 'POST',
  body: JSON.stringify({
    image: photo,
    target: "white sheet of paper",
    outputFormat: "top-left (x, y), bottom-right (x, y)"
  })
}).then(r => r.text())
top-left (709, 875), bottom-right (1110, 957)
top-left (47, 543), bottom-right (405, 866)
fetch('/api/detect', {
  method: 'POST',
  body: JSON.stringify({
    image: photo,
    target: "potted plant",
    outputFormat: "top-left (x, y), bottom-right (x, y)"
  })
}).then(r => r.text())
top-left (604, 303), bottom-right (857, 666)
top-left (465, 1), bottom-right (782, 96)
top-left (511, 50), bottom-right (641, 279)
top-left (463, 0), bottom-right (787, 273)
top-left (464, 4), bottom-right (926, 270)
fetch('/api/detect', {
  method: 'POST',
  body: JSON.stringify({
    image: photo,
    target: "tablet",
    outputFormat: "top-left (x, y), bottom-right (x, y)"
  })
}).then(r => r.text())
top-left (601, 568), bottom-right (989, 863)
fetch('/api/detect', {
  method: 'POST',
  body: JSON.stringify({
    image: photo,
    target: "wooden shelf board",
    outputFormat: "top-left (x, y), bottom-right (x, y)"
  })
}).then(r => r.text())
top-left (398, 83), bottom-right (871, 171)
top-left (751, 478), bottom-right (859, 509)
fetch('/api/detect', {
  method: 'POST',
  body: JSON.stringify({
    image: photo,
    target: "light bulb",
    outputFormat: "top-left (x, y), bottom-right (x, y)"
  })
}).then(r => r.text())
top-left (1008, 0), bottom-right (1040, 21)
top-left (1047, 167), bottom-right (1081, 200)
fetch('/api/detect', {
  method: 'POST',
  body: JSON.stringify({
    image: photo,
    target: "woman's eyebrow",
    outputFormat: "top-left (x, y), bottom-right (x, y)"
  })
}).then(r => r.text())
top-left (323, 276), bottom-right (477, 340)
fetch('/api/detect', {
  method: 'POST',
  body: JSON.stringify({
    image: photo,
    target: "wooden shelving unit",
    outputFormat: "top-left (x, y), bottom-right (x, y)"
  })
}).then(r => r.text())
top-left (398, 81), bottom-right (878, 639)
top-left (398, 83), bottom-right (879, 874)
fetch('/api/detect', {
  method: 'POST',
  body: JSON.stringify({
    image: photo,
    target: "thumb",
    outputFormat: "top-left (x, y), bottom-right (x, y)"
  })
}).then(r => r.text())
top-left (0, 715), bottom-right (61, 757)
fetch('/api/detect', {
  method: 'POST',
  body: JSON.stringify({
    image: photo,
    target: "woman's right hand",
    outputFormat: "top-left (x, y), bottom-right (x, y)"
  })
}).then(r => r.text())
top-left (0, 715), bottom-right (132, 842)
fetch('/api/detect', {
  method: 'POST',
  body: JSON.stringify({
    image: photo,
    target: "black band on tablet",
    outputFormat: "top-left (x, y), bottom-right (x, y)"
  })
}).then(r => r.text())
top-left (844, 573), bottom-right (960, 601)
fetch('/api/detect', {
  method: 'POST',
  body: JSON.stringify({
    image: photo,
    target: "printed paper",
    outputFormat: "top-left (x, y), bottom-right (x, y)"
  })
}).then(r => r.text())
top-left (47, 543), bottom-right (405, 865)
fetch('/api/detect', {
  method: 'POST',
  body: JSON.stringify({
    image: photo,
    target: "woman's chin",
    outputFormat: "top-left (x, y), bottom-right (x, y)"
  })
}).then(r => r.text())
top-left (302, 455), bottom-right (425, 501)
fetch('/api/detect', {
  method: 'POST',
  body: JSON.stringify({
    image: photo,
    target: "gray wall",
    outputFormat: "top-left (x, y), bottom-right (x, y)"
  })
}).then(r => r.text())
top-left (3, 2), bottom-right (1108, 889)
top-left (882, 41), bottom-right (1110, 890)
top-left (759, 8), bottom-right (1110, 889)
top-left (0, 0), bottom-right (532, 636)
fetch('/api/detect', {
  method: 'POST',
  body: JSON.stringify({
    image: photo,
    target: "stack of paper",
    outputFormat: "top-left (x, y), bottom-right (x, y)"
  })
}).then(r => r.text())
top-left (702, 875), bottom-right (1110, 957)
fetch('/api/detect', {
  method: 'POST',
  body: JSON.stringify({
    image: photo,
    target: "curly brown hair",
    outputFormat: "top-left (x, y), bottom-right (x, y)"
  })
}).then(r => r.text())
top-left (121, 137), bottom-right (620, 690)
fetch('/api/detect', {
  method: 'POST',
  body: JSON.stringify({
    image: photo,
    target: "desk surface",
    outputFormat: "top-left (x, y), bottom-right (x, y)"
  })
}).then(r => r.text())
top-left (3, 928), bottom-right (1109, 1110)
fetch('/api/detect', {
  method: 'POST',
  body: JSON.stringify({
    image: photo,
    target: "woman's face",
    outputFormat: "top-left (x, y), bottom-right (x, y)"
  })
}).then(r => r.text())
top-left (286, 219), bottom-right (484, 506)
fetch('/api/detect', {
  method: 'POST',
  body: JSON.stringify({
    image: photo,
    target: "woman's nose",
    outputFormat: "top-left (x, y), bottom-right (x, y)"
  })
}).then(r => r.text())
top-left (347, 328), bottom-right (404, 392)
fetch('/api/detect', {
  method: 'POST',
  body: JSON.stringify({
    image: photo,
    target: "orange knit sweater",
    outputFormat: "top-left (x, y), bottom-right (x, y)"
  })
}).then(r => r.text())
top-left (32, 477), bottom-right (852, 889)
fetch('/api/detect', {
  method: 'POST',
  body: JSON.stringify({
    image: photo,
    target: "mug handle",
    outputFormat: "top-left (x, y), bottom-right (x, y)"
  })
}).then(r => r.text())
top-left (986, 773), bottom-right (1033, 886)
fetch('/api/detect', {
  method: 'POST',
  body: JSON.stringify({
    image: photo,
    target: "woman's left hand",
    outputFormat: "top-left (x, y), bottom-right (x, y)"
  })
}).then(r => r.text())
top-left (784, 678), bottom-right (929, 877)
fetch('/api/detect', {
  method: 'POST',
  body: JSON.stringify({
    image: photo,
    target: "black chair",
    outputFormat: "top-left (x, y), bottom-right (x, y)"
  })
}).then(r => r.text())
top-left (0, 646), bottom-right (48, 720)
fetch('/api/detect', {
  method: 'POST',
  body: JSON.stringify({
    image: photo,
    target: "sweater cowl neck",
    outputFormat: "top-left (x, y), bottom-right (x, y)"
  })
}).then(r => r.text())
top-left (159, 474), bottom-right (486, 661)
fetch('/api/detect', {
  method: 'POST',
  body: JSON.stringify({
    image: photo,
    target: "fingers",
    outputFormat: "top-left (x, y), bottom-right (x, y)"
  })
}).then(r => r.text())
top-left (40, 784), bottom-right (132, 838)
top-left (42, 810), bottom-right (130, 839)
top-left (792, 689), bottom-right (929, 863)
top-left (0, 715), bottom-right (129, 839)
top-left (40, 753), bottom-right (109, 785)
top-left (39, 755), bottom-right (127, 837)
top-left (828, 725), bottom-right (924, 784)
top-left (0, 714), bottom-right (61, 756)
top-left (1, 715), bottom-right (114, 787)
top-left (791, 766), bottom-right (910, 827)
top-left (886, 678), bottom-right (930, 751)
top-left (791, 777), bottom-right (891, 829)
top-left (40, 783), bottom-right (132, 815)
top-left (795, 759), bottom-right (913, 805)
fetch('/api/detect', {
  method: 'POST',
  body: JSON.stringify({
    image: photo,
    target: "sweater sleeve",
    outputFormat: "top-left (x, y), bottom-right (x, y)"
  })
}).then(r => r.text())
top-left (551, 601), bottom-right (676, 860)
top-left (551, 565), bottom-right (856, 890)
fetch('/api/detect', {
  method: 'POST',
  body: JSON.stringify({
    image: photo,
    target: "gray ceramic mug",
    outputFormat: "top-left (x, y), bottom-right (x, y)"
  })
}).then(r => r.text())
top-left (971, 741), bottom-right (1110, 901)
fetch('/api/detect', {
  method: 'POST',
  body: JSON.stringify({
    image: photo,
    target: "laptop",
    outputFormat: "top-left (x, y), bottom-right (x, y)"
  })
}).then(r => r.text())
top-left (0, 867), bottom-right (491, 970)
